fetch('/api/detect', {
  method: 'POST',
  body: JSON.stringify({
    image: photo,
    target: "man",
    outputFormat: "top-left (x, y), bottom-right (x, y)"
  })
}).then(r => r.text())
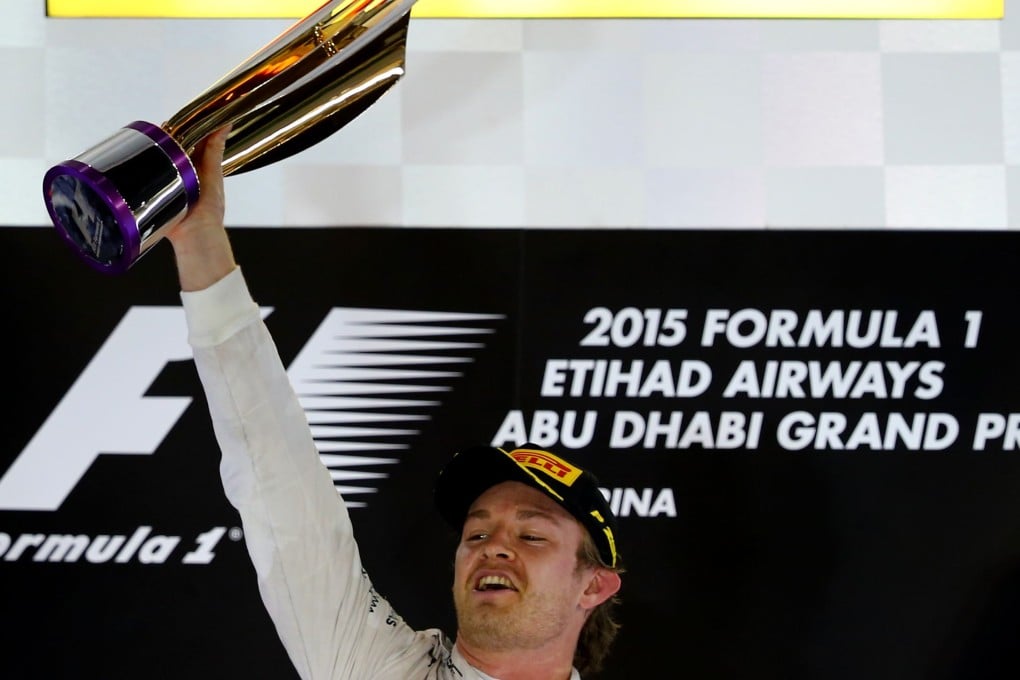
top-left (166, 127), bottom-right (624, 679)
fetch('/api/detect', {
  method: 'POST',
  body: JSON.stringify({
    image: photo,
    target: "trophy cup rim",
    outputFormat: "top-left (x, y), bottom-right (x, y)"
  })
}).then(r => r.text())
top-left (42, 121), bottom-right (199, 276)
top-left (43, 159), bottom-right (141, 275)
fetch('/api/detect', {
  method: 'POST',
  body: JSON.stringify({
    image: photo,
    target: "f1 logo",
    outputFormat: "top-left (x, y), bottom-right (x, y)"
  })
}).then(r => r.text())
top-left (0, 303), bottom-right (499, 512)
top-left (0, 308), bottom-right (193, 511)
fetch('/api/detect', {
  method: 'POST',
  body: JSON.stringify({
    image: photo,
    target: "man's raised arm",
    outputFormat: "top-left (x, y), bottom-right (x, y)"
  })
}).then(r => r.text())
top-left (165, 126), bottom-right (236, 292)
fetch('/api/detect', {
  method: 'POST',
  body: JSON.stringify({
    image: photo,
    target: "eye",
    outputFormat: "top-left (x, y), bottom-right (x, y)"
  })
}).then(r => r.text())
top-left (520, 534), bottom-right (545, 542)
top-left (465, 532), bottom-right (488, 542)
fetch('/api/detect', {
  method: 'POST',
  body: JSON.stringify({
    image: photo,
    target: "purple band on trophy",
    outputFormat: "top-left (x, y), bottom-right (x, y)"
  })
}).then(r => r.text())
top-left (43, 159), bottom-right (141, 275)
top-left (41, 123), bottom-right (197, 274)
top-left (125, 120), bottom-right (200, 207)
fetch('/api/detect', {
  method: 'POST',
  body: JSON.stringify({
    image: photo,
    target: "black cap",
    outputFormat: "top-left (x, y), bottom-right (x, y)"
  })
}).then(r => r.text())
top-left (434, 443), bottom-right (619, 568)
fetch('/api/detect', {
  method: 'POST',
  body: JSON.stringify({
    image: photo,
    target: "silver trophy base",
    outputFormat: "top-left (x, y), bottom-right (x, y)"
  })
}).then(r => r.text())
top-left (42, 121), bottom-right (199, 274)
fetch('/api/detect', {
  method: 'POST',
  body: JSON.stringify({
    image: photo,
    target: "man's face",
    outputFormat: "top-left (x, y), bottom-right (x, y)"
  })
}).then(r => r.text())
top-left (452, 480), bottom-right (593, 652)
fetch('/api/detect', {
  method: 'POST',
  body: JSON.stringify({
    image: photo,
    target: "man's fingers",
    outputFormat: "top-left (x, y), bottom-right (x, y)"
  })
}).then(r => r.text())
top-left (198, 125), bottom-right (230, 176)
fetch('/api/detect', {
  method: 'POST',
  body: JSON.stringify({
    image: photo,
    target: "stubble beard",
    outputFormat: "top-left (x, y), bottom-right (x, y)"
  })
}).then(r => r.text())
top-left (454, 586), bottom-right (575, 652)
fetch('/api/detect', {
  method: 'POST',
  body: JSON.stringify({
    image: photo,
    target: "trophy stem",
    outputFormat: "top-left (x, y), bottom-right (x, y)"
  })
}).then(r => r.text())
top-left (164, 0), bottom-right (415, 175)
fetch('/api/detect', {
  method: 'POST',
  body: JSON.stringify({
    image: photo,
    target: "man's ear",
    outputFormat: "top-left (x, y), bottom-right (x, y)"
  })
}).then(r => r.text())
top-left (580, 568), bottom-right (622, 609)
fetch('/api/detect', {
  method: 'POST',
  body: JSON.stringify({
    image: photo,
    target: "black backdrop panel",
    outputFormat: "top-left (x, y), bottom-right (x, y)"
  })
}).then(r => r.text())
top-left (3, 227), bottom-right (1020, 680)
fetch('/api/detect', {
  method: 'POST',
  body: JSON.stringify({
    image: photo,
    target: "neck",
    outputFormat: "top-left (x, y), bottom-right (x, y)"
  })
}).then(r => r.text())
top-left (455, 638), bottom-right (576, 680)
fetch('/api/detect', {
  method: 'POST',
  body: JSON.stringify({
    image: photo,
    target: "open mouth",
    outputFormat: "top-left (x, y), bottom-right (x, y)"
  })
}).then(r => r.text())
top-left (475, 575), bottom-right (518, 592)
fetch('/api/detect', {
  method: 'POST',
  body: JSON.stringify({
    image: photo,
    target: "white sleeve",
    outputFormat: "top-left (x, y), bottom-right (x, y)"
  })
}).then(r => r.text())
top-left (182, 267), bottom-right (440, 680)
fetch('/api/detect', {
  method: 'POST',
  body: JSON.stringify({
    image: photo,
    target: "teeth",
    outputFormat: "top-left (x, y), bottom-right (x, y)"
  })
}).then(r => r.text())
top-left (477, 575), bottom-right (515, 591)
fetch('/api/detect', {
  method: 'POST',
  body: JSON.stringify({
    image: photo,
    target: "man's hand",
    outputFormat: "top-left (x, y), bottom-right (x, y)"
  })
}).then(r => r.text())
top-left (166, 126), bottom-right (237, 292)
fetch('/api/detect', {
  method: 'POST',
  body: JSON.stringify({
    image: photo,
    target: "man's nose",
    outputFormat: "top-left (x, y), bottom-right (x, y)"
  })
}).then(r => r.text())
top-left (482, 529), bottom-right (515, 560)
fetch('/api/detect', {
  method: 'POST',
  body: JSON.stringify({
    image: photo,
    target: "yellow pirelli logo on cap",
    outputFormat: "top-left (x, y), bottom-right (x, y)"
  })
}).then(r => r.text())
top-left (603, 526), bottom-right (618, 567)
top-left (46, 0), bottom-right (1003, 19)
top-left (511, 448), bottom-right (583, 486)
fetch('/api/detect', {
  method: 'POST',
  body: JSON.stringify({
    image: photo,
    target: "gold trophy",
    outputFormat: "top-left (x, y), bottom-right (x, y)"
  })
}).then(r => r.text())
top-left (42, 0), bottom-right (417, 274)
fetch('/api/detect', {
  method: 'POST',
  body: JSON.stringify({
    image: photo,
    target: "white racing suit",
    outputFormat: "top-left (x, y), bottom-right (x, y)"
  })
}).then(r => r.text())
top-left (181, 268), bottom-right (582, 680)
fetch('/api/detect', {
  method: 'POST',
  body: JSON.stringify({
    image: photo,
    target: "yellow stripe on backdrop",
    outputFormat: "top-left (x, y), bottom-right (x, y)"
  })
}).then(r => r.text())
top-left (46, 0), bottom-right (1004, 19)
